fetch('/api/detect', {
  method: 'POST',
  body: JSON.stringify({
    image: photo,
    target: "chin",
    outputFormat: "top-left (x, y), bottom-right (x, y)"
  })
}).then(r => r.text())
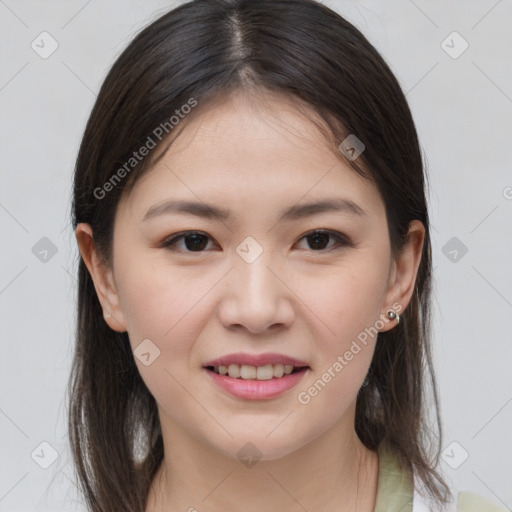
top-left (208, 427), bottom-right (316, 465)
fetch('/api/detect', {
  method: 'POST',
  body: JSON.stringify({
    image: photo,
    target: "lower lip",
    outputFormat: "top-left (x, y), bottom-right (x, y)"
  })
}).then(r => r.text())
top-left (204, 367), bottom-right (309, 400)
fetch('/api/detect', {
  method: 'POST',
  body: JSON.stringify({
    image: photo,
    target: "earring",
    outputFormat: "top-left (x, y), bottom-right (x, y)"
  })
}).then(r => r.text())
top-left (386, 310), bottom-right (400, 324)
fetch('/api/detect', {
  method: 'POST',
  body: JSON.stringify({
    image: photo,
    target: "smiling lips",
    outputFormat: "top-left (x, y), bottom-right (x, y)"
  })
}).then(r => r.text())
top-left (203, 352), bottom-right (309, 380)
top-left (210, 363), bottom-right (296, 380)
top-left (203, 352), bottom-right (310, 400)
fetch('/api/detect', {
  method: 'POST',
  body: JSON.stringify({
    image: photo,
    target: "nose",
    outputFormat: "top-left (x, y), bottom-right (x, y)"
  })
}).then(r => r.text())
top-left (216, 249), bottom-right (296, 334)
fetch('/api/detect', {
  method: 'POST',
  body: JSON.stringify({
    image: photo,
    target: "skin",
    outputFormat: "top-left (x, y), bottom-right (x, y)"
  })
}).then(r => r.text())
top-left (76, 90), bottom-right (425, 512)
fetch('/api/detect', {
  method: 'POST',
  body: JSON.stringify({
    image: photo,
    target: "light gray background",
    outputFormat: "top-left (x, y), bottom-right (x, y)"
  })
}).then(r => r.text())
top-left (1, 1), bottom-right (511, 510)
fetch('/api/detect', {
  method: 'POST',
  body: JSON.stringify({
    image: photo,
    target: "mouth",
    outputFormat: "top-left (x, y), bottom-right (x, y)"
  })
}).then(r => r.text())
top-left (202, 361), bottom-right (310, 400)
top-left (204, 363), bottom-right (310, 380)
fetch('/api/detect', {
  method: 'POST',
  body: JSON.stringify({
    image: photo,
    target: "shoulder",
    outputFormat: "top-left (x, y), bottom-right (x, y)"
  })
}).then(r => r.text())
top-left (413, 487), bottom-right (510, 512)
top-left (412, 468), bottom-right (509, 512)
top-left (377, 445), bottom-right (510, 512)
top-left (455, 490), bottom-right (510, 512)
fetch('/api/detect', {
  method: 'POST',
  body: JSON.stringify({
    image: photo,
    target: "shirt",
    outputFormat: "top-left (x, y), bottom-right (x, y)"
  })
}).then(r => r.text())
top-left (373, 443), bottom-right (510, 512)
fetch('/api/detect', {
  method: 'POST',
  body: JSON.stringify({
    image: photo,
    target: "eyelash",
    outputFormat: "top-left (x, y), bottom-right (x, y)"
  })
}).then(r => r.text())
top-left (159, 229), bottom-right (354, 253)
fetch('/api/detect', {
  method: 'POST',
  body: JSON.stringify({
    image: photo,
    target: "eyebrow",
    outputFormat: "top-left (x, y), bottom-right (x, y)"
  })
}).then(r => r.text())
top-left (142, 197), bottom-right (366, 223)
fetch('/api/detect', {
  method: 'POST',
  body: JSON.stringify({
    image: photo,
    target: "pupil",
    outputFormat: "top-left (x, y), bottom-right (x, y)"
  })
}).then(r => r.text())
top-left (309, 233), bottom-right (328, 250)
top-left (185, 234), bottom-right (207, 251)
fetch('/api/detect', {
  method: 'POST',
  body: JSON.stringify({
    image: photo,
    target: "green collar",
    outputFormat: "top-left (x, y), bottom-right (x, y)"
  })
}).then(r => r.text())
top-left (373, 444), bottom-right (414, 512)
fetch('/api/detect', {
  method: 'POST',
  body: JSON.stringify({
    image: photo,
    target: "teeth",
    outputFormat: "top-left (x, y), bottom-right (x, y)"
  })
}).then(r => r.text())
top-left (227, 364), bottom-right (240, 378)
top-left (273, 363), bottom-right (284, 378)
top-left (212, 363), bottom-right (304, 380)
top-left (256, 364), bottom-right (274, 380)
top-left (240, 364), bottom-right (257, 379)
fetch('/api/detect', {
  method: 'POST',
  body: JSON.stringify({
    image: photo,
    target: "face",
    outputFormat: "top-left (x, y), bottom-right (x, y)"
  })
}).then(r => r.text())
top-left (78, 90), bottom-right (423, 462)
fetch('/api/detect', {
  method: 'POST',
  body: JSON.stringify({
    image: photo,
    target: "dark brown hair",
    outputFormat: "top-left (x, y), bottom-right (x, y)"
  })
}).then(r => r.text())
top-left (68, 0), bottom-right (451, 510)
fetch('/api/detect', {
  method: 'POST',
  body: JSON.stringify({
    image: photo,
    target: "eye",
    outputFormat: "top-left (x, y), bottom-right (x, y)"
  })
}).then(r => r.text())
top-left (160, 231), bottom-right (216, 252)
top-left (295, 229), bottom-right (353, 251)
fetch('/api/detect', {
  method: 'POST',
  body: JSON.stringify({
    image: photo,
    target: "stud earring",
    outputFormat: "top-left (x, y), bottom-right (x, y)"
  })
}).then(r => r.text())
top-left (386, 310), bottom-right (400, 324)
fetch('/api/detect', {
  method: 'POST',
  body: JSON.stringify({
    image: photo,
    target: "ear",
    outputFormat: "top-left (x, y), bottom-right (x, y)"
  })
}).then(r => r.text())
top-left (379, 219), bottom-right (425, 333)
top-left (75, 223), bottom-right (127, 332)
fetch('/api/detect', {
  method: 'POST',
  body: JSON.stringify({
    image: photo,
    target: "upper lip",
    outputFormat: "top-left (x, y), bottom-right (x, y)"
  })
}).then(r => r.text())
top-left (203, 352), bottom-right (309, 368)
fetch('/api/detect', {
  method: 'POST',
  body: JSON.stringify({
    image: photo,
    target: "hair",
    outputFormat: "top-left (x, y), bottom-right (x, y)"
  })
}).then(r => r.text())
top-left (68, 0), bottom-right (451, 510)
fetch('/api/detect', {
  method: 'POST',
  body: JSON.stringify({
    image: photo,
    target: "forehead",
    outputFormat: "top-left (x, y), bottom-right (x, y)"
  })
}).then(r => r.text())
top-left (117, 91), bottom-right (385, 222)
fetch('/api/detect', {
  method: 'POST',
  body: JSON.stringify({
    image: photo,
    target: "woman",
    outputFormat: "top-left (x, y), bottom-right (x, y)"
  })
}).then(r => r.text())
top-left (68, 0), bottom-right (509, 510)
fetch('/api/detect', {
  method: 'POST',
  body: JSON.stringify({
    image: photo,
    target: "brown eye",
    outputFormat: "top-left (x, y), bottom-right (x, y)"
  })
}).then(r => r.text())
top-left (161, 232), bottom-right (214, 252)
top-left (296, 230), bottom-right (353, 251)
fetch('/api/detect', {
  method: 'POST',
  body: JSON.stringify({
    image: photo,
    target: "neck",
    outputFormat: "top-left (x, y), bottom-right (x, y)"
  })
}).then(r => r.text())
top-left (145, 404), bottom-right (379, 512)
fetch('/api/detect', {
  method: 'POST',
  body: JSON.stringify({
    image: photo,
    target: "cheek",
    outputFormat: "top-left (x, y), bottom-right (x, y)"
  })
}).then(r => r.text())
top-left (115, 255), bottom-right (221, 374)
top-left (107, 224), bottom-right (205, 419)
top-left (295, 256), bottom-right (387, 343)
top-left (114, 260), bottom-right (212, 413)
top-left (290, 257), bottom-right (387, 405)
